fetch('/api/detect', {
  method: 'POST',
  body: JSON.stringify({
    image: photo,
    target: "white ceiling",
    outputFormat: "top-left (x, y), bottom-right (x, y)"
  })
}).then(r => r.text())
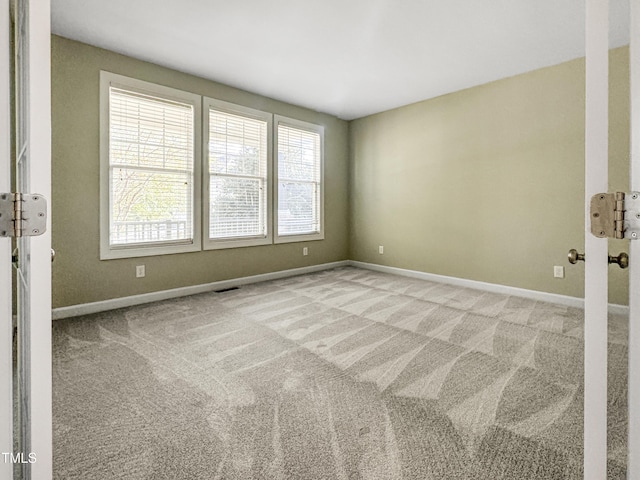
top-left (51, 0), bottom-right (630, 120)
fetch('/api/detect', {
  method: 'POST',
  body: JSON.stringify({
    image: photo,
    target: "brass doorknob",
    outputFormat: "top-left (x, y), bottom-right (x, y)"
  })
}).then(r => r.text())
top-left (568, 249), bottom-right (585, 264)
top-left (608, 252), bottom-right (629, 269)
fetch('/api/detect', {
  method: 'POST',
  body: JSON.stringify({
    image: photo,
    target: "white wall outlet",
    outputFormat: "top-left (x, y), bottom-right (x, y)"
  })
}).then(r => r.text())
top-left (303, 247), bottom-right (308, 256)
top-left (378, 245), bottom-right (384, 254)
top-left (553, 265), bottom-right (564, 279)
top-left (136, 265), bottom-right (146, 278)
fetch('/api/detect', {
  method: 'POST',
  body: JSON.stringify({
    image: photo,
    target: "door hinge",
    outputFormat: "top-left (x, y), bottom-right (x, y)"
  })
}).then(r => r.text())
top-left (590, 191), bottom-right (640, 239)
top-left (0, 192), bottom-right (47, 238)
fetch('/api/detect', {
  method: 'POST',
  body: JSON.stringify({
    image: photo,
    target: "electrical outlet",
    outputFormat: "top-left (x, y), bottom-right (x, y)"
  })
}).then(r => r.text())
top-left (303, 247), bottom-right (308, 256)
top-left (378, 245), bottom-right (384, 254)
top-left (553, 266), bottom-right (564, 279)
top-left (136, 265), bottom-right (146, 278)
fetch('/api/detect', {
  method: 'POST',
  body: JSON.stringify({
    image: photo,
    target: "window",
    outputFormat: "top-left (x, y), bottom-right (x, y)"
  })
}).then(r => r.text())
top-left (100, 73), bottom-right (324, 258)
top-left (275, 116), bottom-right (324, 242)
top-left (100, 72), bottom-right (201, 259)
top-left (204, 99), bottom-right (272, 249)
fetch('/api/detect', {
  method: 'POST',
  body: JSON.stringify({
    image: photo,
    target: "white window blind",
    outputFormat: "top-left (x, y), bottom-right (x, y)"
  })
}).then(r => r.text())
top-left (208, 108), bottom-right (268, 239)
top-left (108, 87), bottom-right (195, 247)
top-left (277, 123), bottom-right (322, 236)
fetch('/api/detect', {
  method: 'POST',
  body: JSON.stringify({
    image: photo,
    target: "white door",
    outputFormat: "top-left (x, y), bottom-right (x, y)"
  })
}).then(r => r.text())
top-left (584, 0), bottom-right (640, 478)
top-left (0, 0), bottom-right (52, 479)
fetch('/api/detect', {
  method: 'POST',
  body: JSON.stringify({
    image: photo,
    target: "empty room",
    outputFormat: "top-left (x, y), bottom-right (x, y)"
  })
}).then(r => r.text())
top-left (2, 0), bottom-right (639, 479)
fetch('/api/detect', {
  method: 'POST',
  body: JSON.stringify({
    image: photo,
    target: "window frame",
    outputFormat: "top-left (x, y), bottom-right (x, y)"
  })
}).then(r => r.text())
top-left (99, 71), bottom-right (202, 260)
top-left (202, 98), bottom-right (273, 250)
top-left (274, 115), bottom-right (325, 243)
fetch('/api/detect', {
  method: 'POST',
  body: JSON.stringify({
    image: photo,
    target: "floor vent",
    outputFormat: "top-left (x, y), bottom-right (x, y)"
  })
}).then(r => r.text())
top-left (214, 286), bottom-right (239, 293)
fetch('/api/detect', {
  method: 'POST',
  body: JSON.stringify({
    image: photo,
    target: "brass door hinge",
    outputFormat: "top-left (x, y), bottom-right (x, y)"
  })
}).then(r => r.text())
top-left (0, 193), bottom-right (47, 238)
top-left (591, 192), bottom-right (640, 239)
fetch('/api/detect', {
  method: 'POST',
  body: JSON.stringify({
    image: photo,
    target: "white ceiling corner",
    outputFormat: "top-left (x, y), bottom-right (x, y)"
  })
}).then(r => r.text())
top-left (51, 0), bottom-right (630, 120)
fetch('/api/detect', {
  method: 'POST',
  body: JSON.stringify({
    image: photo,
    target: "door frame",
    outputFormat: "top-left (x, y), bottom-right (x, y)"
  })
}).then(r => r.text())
top-left (629, 0), bottom-right (640, 476)
top-left (585, 0), bottom-right (640, 477)
top-left (0, 0), bottom-right (52, 478)
top-left (0, 0), bottom-right (13, 477)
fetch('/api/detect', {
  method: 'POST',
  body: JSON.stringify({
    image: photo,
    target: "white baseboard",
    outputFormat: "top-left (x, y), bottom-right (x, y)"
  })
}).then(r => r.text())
top-left (53, 259), bottom-right (630, 320)
top-left (52, 260), bottom-right (350, 320)
top-left (348, 260), bottom-right (630, 316)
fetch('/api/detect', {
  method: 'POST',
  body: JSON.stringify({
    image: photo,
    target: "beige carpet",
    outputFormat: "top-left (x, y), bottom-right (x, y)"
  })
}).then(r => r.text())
top-left (52, 267), bottom-right (628, 479)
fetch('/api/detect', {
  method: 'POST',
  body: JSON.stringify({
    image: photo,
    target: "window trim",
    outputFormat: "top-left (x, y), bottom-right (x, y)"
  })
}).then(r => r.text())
top-left (274, 115), bottom-right (325, 244)
top-left (99, 71), bottom-right (202, 260)
top-left (202, 98), bottom-right (273, 250)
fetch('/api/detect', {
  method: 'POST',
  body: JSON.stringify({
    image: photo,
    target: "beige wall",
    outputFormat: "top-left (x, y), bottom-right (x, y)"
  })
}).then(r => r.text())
top-left (51, 36), bottom-right (350, 308)
top-left (53, 36), bottom-right (632, 309)
top-left (349, 47), bottom-right (630, 305)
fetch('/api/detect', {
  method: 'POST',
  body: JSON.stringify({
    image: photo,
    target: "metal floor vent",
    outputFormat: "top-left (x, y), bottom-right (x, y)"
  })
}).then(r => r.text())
top-left (214, 286), bottom-right (239, 293)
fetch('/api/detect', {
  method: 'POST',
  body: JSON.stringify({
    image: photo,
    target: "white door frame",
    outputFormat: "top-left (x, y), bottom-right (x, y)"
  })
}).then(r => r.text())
top-left (0, 0), bottom-right (13, 478)
top-left (585, 0), bottom-right (640, 477)
top-left (584, 0), bottom-right (609, 478)
top-left (0, 1), bottom-right (52, 479)
top-left (628, 0), bottom-right (640, 476)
